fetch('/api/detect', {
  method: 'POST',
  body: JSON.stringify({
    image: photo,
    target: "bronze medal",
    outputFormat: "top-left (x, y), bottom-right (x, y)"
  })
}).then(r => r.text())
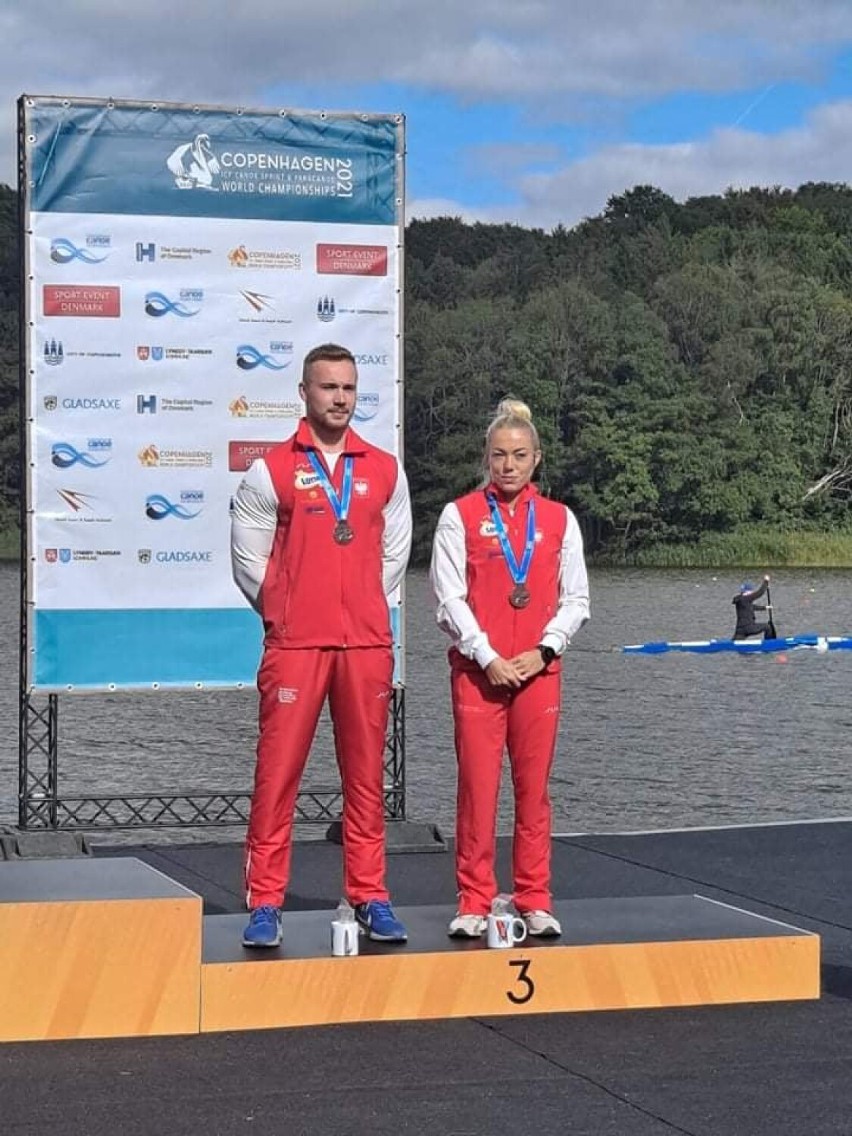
top-left (509, 584), bottom-right (530, 609)
top-left (333, 520), bottom-right (354, 545)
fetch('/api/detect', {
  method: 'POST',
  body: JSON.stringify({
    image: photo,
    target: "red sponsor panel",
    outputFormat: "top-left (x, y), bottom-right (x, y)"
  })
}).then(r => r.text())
top-left (43, 285), bottom-right (121, 317)
top-left (316, 244), bottom-right (388, 277)
top-left (228, 440), bottom-right (279, 472)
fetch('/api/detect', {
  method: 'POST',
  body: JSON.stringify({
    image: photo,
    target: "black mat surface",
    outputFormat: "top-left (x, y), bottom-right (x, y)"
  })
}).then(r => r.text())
top-left (4, 821), bottom-right (852, 1136)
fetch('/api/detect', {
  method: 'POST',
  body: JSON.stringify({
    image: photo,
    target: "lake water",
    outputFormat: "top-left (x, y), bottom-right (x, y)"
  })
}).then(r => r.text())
top-left (1, 563), bottom-right (850, 843)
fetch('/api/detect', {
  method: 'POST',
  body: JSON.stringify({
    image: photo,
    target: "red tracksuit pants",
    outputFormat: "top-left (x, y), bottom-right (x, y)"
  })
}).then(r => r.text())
top-left (451, 665), bottom-right (562, 915)
top-left (244, 645), bottom-right (393, 909)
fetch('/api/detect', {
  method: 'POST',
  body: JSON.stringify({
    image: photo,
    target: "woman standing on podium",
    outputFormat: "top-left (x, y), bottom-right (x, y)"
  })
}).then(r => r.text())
top-left (430, 399), bottom-right (590, 939)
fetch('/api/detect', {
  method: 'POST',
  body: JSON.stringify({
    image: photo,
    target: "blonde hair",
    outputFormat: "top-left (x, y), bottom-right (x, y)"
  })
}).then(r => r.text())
top-left (485, 398), bottom-right (540, 452)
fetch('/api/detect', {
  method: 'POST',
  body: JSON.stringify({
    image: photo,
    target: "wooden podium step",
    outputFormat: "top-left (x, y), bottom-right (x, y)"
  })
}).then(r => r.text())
top-left (0, 858), bottom-right (202, 1042)
top-left (200, 895), bottom-right (819, 1033)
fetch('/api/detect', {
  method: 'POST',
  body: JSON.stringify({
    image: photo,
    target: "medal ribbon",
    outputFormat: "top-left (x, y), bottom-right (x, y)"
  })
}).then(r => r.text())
top-left (487, 493), bottom-right (536, 586)
top-left (307, 450), bottom-right (354, 524)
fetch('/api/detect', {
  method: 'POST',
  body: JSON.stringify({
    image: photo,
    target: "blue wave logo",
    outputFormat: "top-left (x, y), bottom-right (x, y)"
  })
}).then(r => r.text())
top-left (354, 392), bottom-right (380, 423)
top-left (51, 442), bottom-right (110, 469)
top-left (145, 291), bottom-right (200, 318)
top-left (236, 344), bottom-right (290, 371)
top-left (50, 238), bottom-right (108, 265)
top-left (145, 493), bottom-right (202, 520)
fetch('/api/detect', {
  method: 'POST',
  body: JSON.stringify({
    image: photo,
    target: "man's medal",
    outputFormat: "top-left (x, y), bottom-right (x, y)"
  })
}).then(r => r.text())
top-left (486, 493), bottom-right (536, 608)
top-left (307, 450), bottom-right (354, 544)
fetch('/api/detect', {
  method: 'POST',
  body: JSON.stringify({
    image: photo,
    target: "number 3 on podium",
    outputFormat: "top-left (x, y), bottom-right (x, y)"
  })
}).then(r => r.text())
top-left (506, 959), bottom-right (535, 1005)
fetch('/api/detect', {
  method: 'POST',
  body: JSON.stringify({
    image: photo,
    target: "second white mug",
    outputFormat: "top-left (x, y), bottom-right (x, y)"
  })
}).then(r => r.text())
top-left (486, 912), bottom-right (527, 949)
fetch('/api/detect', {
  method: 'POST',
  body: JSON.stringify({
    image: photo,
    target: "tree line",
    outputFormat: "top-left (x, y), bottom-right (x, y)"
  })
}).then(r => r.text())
top-left (2, 181), bottom-right (851, 563)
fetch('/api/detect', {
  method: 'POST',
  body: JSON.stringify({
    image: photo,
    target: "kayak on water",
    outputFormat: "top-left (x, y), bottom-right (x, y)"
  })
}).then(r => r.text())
top-left (623, 635), bottom-right (852, 655)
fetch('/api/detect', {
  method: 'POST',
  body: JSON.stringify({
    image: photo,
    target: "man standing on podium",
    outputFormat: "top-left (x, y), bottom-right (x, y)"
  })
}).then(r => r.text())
top-left (230, 343), bottom-right (412, 948)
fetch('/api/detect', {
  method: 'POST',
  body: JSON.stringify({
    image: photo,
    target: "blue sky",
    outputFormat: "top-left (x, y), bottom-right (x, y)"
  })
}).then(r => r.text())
top-left (5, 2), bottom-right (852, 229)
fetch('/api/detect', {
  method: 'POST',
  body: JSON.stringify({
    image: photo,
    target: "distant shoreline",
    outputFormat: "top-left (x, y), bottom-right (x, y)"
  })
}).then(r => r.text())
top-left (2, 527), bottom-right (851, 570)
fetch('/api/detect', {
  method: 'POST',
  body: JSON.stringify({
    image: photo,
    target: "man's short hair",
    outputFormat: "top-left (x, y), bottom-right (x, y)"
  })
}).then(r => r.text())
top-left (302, 343), bottom-right (356, 384)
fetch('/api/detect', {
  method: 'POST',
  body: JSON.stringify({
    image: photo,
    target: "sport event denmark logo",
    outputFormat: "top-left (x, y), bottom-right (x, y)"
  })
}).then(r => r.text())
top-left (43, 286), bottom-right (121, 318)
top-left (228, 440), bottom-right (278, 471)
top-left (316, 244), bottom-right (388, 276)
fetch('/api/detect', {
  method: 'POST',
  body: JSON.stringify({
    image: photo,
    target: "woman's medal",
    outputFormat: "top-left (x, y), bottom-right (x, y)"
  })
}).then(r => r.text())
top-left (486, 493), bottom-right (536, 609)
top-left (510, 584), bottom-right (531, 609)
top-left (307, 450), bottom-right (355, 545)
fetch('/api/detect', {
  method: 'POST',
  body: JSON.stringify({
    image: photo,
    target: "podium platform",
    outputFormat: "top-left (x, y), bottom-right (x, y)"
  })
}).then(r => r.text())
top-left (200, 895), bottom-right (819, 1033)
top-left (0, 857), bottom-right (201, 1042)
top-left (0, 856), bottom-right (819, 1042)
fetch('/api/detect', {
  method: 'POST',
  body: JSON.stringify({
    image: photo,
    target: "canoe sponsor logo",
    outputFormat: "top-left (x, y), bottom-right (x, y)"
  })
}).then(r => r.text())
top-left (236, 342), bottom-right (293, 371)
top-left (228, 245), bottom-right (302, 270)
top-left (144, 290), bottom-right (203, 318)
top-left (51, 439), bottom-right (112, 469)
top-left (479, 518), bottom-right (498, 538)
top-left (167, 134), bottom-right (354, 199)
top-left (138, 444), bottom-right (213, 468)
top-left (137, 548), bottom-right (213, 565)
top-left (228, 395), bottom-right (301, 419)
top-left (43, 285), bottom-right (121, 317)
top-left (353, 391), bottom-right (380, 424)
top-left (228, 440), bottom-right (278, 472)
top-left (145, 491), bottom-right (204, 520)
top-left (50, 236), bottom-right (111, 265)
top-left (316, 244), bottom-right (387, 276)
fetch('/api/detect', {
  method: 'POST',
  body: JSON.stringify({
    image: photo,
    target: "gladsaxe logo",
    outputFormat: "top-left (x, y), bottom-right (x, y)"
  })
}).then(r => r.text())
top-left (166, 134), bottom-right (221, 191)
top-left (145, 290), bottom-right (202, 318)
top-left (145, 492), bottom-right (204, 520)
top-left (50, 236), bottom-right (110, 264)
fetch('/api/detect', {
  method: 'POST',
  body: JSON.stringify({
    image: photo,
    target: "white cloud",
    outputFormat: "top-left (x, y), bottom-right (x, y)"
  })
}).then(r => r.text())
top-left (419, 100), bottom-right (852, 230)
top-left (3, 0), bottom-right (852, 208)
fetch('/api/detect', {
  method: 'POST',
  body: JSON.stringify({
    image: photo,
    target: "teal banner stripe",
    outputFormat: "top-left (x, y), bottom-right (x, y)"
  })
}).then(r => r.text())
top-left (28, 102), bottom-right (398, 224)
top-left (33, 608), bottom-right (263, 690)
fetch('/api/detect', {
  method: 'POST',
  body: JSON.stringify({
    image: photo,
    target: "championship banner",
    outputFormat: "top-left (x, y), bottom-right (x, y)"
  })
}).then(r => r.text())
top-left (20, 96), bottom-right (405, 691)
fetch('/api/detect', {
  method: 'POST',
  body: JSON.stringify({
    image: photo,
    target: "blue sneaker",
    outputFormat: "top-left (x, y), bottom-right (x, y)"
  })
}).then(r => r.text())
top-left (242, 905), bottom-right (283, 948)
top-left (354, 900), bottom-right (408, 942)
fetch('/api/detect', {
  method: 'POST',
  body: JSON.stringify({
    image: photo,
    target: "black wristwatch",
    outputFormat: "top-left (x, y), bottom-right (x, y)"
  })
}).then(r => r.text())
top-left (538, 644), bottom-right (557, 666)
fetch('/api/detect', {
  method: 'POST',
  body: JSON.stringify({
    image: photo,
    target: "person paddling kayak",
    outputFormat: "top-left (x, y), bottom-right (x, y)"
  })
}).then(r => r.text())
top-left (732, 576), bottom-right (776, 640)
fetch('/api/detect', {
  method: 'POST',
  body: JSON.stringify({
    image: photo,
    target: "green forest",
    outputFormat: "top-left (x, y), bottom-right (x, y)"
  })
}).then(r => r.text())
top-left (1, 181), bottom-right (851, 565)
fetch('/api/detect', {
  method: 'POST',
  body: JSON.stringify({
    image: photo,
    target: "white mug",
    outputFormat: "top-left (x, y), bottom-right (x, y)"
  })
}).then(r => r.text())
top-left (486, 912), bottom-right (527, 949)
top-left (330, 919), bottom-right (360, 957)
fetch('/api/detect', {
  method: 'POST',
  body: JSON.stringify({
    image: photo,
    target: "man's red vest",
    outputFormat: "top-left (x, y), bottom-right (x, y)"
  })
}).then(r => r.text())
top-left (260, 419), bottom-right (398, 649)
top-left (451, 483), bottom-right (568, 666)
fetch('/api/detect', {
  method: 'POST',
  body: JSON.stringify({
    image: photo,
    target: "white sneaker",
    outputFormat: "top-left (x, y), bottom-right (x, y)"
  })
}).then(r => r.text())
top-left (448, 913), bottom-right (487, 938)
top-left (523, 910), bottom-right (562, 937)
